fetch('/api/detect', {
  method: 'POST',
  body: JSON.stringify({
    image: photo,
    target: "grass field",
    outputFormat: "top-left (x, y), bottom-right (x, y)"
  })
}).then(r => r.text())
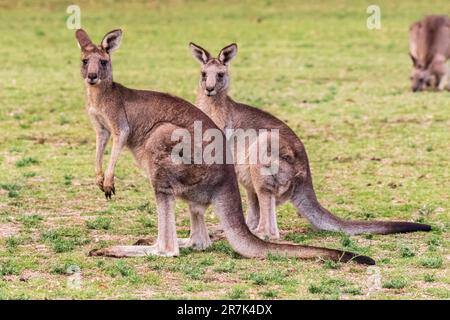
top-left (0, 0), bottom-right (449, 299)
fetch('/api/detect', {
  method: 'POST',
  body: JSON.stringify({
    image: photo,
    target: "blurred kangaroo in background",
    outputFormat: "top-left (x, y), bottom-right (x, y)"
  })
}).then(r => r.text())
top-left (74, 28), bottom-right (375, 264)
top-left (190, 42), bottom-right (431, 240)
top-left (409, 15), bottom-right (450, 92)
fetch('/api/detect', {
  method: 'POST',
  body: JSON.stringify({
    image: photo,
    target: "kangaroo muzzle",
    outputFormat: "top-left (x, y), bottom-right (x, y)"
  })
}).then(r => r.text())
top-left (87, 73), bottom-right (99, 85)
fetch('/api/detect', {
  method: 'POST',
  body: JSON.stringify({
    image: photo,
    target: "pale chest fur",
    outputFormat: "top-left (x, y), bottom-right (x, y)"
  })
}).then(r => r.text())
top-left (86, 90), bottom-right (111, 131)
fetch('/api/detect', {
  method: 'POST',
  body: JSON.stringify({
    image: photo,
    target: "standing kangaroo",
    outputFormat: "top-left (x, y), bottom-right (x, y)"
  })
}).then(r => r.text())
top-left (190, 42), bottom-right (431, 240)
top-left (75, 28), bottom-right (374, 264)
top-left (409, 15), bottom-right (450, 92)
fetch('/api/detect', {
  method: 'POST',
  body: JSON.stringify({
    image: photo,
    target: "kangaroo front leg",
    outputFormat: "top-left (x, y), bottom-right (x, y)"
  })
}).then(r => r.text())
top-left (94, 127), bottom-right (110, 191)
top-left (178, 203), bottom-right (211, 250)
top-left (103, 127), bottom-right (129, 199)
top-left (89, 116), bottom-right (111, 191)
top-left (254, 191), bottom-right (279, 240)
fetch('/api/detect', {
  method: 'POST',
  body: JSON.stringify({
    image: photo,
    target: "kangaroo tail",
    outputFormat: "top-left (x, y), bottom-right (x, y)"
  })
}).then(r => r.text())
top-left (212, 171), bottom-right (375, 265)
top-left (291, 181), bottom-right (431, 235)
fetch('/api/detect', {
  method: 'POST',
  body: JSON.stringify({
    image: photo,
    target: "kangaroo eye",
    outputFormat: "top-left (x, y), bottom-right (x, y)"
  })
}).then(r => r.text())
top-left (201, 72), bottom-right (206, 78)
top-left (82, 59), bottom-right (88, 65)
top-left (217, 72), bottom-right (225, 78)
top-left (100, 60), bottom-right (108, 66)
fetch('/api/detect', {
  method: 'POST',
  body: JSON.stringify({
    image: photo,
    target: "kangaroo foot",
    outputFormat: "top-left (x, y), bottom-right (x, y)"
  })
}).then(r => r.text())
top-left (135, 237), bottom-right (211, 250)
top-left (89, 244), bottom-right (178, 257)
top-left (178, 236), bottom-right (212, 250)
top-left (253, 225), bottom-right (280, 241)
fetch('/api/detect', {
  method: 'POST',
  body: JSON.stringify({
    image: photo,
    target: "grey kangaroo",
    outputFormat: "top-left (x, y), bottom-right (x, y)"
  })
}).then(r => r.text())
top-left (409, 15), bottom-right (450, 92)
top-left (75, 29), bottom-right (374, 264)
top-left (190, 42), bottom-right (431, 240)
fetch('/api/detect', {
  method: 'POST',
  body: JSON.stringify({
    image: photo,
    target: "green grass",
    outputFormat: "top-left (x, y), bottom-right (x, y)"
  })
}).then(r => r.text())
top-left (0, 0), bottom-right (449, 299)
top-left (419, 255), bottom-right (444, 269)
top-left (383, 277), bottom-right (409, 290)
top-left (15, 157), bottom-right (39, 168)
top-left (228, 287), bottom-right (246, 299)
top-left (423, 273), bottom-right (435, 283)
top-left (399, 246), bottom-right (416, 258)
top-left (1, 183), bottom-right (21, 198)
top-left (308, 278), bottom-right (362, 299)
top-left (86, 217), bottom-right (112, 230)
top-left (0, 260), bottom-right (21, 277)
top-left (18, 214), bottom-right (43, 228)
top-left (41, 227), bottom-right (90, 253)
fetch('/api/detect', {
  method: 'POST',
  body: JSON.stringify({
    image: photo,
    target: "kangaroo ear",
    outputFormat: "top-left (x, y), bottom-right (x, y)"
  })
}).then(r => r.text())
top-left (409, 52), bottom-right (417, 66)
top-left (101, 29), bottom-right (123, 53)
top-left (189, 42), bottom-right (211, 64)
top-left (218, 43), bottom-right (237, 65)
top-left (75, 29), bottom-right (93, 50)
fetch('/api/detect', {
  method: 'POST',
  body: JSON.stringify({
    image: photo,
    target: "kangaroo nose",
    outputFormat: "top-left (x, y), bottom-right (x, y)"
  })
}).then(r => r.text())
top-left (206, 86), bottom-right (214, 92)
top-left (88, 73), bottom-right (98, 80)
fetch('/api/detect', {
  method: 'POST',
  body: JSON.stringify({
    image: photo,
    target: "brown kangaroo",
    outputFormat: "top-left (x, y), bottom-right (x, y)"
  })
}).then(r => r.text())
top-left (190, 42), bottom-right (431, 240)
top-left (409, 15), bottom-right (450, 92)
top-left (75, 29), bottom-right (375, 265)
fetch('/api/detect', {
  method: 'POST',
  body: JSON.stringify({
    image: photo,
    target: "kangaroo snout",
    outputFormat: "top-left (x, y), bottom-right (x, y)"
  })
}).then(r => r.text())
top-left (205, 86), bottom-right (216, 96)
top-left (87, 73), bottom-right (99, 85)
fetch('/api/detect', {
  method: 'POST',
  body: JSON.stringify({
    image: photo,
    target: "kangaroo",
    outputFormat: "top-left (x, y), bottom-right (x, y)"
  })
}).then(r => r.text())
top-left (409, 15), bottom-right (450, 92)
top-left (74, 29), bottom-right (375, 265)
top-left (190, 42), bottom-right (431, 240)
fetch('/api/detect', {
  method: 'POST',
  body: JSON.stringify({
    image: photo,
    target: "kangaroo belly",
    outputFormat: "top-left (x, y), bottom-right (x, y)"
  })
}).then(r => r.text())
top-left (139, 123), bottom-right (224, 203)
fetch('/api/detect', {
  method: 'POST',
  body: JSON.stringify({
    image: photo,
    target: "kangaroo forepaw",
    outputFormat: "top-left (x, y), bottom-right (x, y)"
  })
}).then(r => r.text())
top-left (103, 185), bottom-right (115, 200)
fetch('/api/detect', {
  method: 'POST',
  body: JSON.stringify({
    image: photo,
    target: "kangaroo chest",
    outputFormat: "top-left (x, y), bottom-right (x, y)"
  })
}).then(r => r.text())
top-left (87, 104), bottom-right (114, 132)
top-left (201, 105), bottom-right (232, 132)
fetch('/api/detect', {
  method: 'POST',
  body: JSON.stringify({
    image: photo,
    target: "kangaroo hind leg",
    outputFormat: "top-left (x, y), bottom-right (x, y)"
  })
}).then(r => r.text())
top-left (178, 202), bottom-right (212, 250)
top-left (90, 191), bottom-right (179, 257)
top-left (245, 189), bottom-right (260, 231)
top-left (254, 191), bottom-right (279, 240)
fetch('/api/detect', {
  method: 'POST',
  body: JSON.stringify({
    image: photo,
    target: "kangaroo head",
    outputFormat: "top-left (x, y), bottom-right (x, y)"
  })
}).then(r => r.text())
top-left (75, 29), bottom-right (122, 86)
top-left (409, 53), bottom-right (433, 92)
top-left (190, 42), bottom-right (237, 96)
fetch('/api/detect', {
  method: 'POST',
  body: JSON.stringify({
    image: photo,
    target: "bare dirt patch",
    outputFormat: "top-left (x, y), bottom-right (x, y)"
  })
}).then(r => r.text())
top-left (0, 223), bottom-right (19, 238)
